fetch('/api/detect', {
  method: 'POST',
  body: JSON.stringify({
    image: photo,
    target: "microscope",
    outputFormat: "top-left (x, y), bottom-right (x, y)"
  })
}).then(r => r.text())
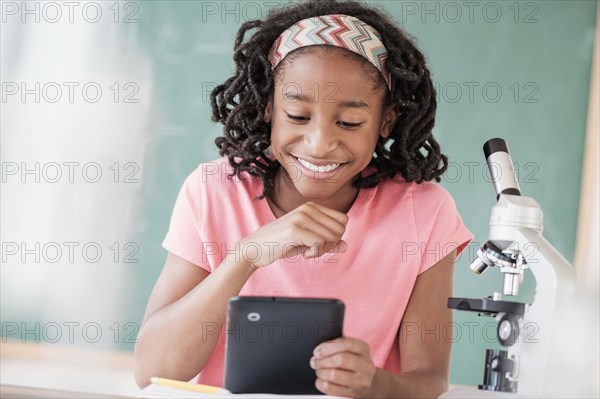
top-left (442, 138), bottom-right (577, 398)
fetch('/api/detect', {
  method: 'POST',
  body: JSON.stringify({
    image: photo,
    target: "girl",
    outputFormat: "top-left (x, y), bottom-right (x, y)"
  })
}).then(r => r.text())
top-left (134, 1), bottom-right (473, 397)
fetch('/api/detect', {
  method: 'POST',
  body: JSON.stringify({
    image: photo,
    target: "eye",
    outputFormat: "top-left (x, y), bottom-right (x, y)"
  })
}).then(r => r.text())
top-left (285, 113), bottom-right (309, 122)
top-left (338, 121), bottom-right (363, 129)
top-left (284, 113), bottom-right (362, 128)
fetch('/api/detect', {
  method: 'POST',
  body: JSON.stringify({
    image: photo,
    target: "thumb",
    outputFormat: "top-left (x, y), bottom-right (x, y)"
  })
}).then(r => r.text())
top-left (309, 240), bottom-right (349, 258)
top-left (327, 240), bottom-right (348, 253)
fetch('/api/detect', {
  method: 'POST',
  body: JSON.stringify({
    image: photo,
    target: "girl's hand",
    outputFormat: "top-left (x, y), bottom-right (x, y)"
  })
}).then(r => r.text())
top-left (310, 336), bottom-right (377, 398)
top-left (239, 201), bottom-right (349, 268)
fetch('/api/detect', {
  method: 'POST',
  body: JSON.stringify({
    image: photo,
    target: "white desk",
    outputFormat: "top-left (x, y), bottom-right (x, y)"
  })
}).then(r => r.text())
top-left (0, 341), bottom-right (139, 397)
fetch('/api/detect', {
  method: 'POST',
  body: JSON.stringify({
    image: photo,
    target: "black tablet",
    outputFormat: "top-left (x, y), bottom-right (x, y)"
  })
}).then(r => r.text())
top-left (223, 296), bottom-right (345, 394)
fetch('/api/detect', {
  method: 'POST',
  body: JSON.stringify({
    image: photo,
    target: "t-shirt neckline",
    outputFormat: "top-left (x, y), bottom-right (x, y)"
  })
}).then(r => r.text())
top-left (256, 183), bottom-right (372, 223)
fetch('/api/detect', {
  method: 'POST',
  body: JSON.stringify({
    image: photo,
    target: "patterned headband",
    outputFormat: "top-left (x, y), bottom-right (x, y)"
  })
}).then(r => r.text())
top-left (268, 14), bottom-right (393, 91)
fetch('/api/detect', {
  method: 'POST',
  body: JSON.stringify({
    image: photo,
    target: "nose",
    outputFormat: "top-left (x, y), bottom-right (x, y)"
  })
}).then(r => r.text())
top-left (303, 125), bottom-right (338, 158)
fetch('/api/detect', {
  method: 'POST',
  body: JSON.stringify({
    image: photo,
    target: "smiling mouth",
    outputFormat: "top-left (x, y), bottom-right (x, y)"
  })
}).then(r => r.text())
top-left (295, 157), bottom-right (343, 173)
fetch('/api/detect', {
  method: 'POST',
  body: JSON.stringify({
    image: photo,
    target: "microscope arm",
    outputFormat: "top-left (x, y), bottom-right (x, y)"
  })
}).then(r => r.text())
top-left (514, 228), bottom-right (576, 299)
top-left (500, 227), bottom-right (576, 395)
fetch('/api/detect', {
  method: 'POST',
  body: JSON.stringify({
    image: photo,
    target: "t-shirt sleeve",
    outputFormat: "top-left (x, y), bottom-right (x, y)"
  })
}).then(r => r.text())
top-left (412, 182), bottom-right (474, 275)
top-left (162, 166), bottom-right (211, 272)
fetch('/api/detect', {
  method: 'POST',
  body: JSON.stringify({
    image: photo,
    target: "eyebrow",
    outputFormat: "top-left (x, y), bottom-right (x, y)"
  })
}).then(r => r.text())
top-left (284, 92), bottom-right (369, 109)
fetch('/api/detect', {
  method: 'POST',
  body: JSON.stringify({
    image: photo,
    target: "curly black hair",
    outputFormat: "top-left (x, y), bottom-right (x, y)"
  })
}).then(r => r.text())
top-left (211, 0), bottom-right (447, 199)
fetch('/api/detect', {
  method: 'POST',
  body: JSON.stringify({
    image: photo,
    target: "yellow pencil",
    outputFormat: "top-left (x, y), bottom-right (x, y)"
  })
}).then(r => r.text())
top-left (150, 377), bottom-right (230, 394)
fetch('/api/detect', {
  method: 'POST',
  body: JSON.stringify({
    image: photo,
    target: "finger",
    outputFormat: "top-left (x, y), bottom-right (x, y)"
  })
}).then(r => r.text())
top-left (297, 215), bottom-right (344, 246)
top-left (314, 336), bottom-right (368, 358)
top-left (286, 209), bottom-right (342, 244)
top-left (295, 206), bottom-right (347, 241)
top-left (312, 240), bottom-right (348, 259)
top-left (306, 202), bottom-right (351, 230)
top-left (315, 367), bottom-right (357, 387)
top-left (302, 201), bottom-right (349, 227)
top-left (283, 229), bottom-right (326, 259)
top-left (311, 352), bottom-right (363, 372)
top-left (303, 239), bottom-right (349, 259)
top-left (288, 222), bottom-right (330, 248)
top-left (303, 245), bottom-right (318, 259)
top-left (282, 239), bottom-right (336, 260)
top-left (284, 231), bottom-right (347, 260)
top-left (323, 240), bottom-right (348, 253)
top-left (315, 378), bottom-right (355, 398)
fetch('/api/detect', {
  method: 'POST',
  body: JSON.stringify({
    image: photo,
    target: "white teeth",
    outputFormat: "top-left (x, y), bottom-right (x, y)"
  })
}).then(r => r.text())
top-left (297, 158), bottom-right (341, 173)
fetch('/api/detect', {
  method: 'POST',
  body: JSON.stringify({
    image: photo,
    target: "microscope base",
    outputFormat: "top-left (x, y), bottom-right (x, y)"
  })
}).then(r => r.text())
top-left (440, 387), bottom-right (567, 398)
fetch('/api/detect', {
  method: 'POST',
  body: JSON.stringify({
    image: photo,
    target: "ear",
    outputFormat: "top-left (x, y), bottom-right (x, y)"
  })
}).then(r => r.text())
top-left (380, 103), bottom-right (398, 139)
top-left (264, 99), bottom-right (273, 123)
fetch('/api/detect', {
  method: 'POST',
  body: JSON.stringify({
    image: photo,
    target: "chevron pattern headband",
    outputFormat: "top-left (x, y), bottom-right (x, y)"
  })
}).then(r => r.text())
top-left (268, 14), bottom-right (393, 91)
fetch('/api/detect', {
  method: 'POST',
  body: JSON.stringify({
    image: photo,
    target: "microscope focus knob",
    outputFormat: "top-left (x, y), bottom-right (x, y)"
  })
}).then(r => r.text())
top-left (497, 314), bottom-right (520, 347)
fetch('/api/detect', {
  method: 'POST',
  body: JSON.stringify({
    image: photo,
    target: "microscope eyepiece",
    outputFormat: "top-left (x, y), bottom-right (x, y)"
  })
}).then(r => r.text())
top-left (483, 138), bottom-right (521, 200)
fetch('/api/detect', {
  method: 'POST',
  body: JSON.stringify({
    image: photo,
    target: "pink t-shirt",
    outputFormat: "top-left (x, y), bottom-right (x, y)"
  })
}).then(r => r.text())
top-left (162, 158), bottom-right (473, 387)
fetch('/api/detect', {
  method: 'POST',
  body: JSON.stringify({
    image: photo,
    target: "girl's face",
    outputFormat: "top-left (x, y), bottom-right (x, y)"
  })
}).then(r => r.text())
top-left (266, 47), bottom-right (397, 207)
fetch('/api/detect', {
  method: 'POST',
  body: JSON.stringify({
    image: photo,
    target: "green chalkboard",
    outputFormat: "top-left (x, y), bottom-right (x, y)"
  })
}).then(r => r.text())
top-left (1, 0), bottom-right (596, 389)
